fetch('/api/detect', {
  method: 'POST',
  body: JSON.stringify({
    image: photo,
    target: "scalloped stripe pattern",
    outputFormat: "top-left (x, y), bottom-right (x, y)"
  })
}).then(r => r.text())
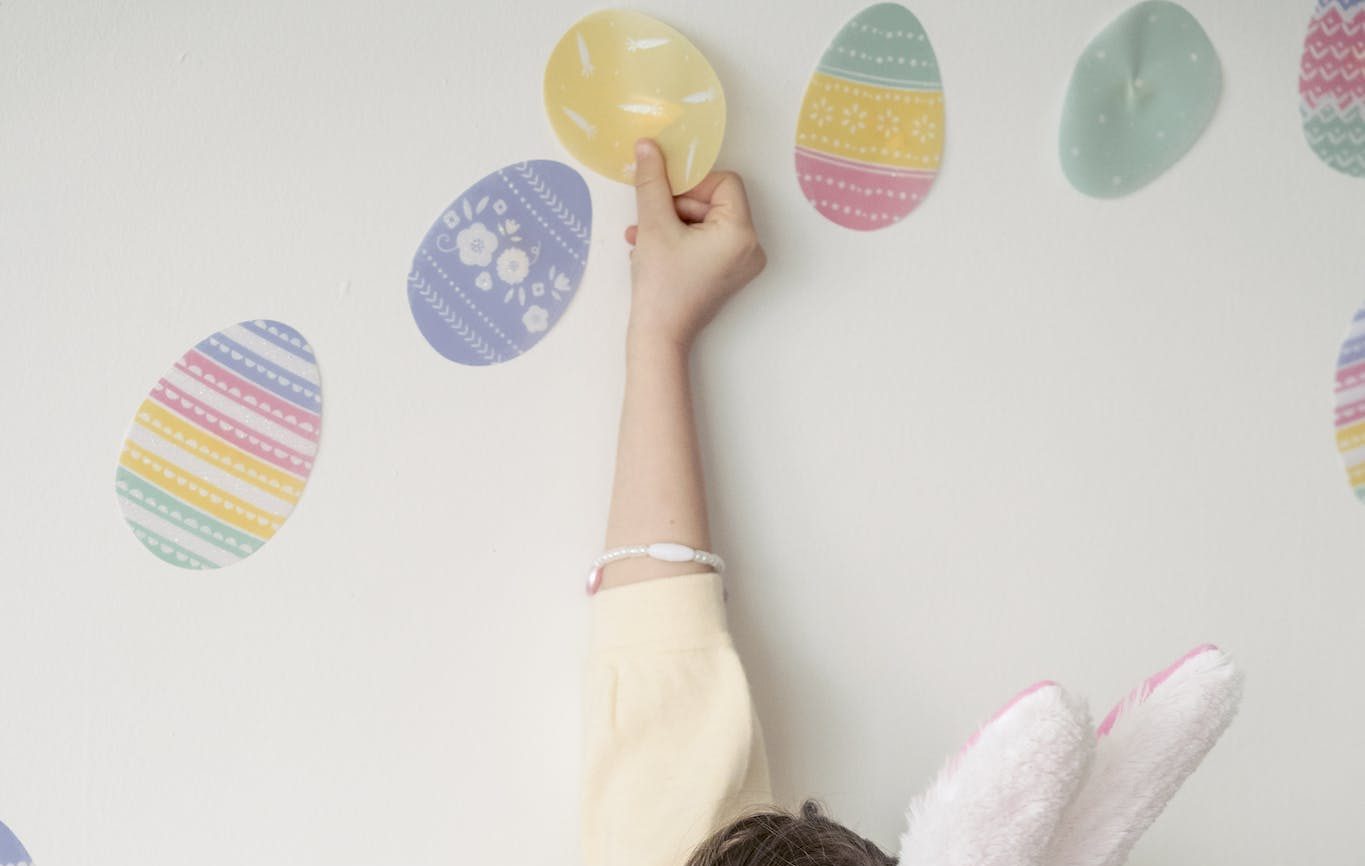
top-left (113, 320), bottom-right (324, 570)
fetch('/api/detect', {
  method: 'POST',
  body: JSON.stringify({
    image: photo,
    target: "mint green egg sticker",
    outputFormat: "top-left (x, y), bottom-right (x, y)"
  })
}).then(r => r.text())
top-left (1060, 1), bottom-right (1221, 197)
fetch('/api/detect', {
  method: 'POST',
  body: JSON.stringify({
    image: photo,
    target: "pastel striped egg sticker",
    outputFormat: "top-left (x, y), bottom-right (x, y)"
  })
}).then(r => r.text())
top-left (1300, 0), bottom-right (1365, 177)
top-left (1334, 301), bottom-right (1365, 502)
top-left (1, 818), bottom-right (32, 865)
top-left (407, 160), bottom-right (591, 366)
top-left (795, 3), bottom-right (944, 231)
top-left (113, 320), bottom-right (324, 570)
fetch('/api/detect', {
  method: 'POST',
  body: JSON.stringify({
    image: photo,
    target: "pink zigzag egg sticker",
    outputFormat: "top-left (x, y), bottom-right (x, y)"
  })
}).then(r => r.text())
top-left (1300, 0), bottom-right (1365, 177)
top-left (1334, 301), bottom-right (1365, 502)
top-left (113, 320), bottom-right (324, 570)
top-left (795, 3), bottom-right (945, 230)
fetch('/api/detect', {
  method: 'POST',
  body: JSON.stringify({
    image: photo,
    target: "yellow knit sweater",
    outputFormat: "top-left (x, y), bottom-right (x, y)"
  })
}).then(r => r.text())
top-left (583, 572), bottom-right (773, 866)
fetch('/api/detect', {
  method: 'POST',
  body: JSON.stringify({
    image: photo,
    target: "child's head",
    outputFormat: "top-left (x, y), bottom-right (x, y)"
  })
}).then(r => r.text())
top-left (685, 801), bottom-right (896, 866)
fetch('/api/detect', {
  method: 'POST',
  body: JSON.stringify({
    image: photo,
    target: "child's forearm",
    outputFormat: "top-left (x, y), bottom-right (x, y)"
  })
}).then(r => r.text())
top-left (600, 337), bottom-right (710, 589)
top-left (596, 140), bottom-right (764, 590)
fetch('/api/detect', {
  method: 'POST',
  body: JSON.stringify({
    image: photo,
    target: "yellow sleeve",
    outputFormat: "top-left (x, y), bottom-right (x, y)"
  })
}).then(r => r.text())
top-left (582, 572), bottom-right (773, 866)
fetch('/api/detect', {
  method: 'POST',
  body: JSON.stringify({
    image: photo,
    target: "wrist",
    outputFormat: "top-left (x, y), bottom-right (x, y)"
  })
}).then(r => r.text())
top-left (626, 324), bottom-right (692, 363)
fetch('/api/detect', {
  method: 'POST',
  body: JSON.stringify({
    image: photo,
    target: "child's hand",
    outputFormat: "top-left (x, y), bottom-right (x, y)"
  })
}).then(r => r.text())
top-left (624, 138), bottom-right (766, 353)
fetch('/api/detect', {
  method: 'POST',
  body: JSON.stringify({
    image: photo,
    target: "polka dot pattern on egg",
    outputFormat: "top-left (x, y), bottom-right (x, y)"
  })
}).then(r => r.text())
top-left (1060, 0), bottom-right (1221, 197)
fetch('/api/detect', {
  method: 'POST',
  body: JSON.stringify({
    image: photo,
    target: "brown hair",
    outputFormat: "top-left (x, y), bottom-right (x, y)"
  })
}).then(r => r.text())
top-left (684, 800), bottom-right (898, 866)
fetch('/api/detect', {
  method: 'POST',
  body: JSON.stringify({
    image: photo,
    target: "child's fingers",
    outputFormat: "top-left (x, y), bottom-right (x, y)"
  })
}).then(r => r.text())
top-left (633, 139), bottom-right (681, 231)
top-left (625, 198), bottom-right (705, 247)
top-left (704, 172), bottom-right (753, 224)
top-left (674, 196), bottom-right (710, 223)
top-left (684, 171), bottom-right (753, 225)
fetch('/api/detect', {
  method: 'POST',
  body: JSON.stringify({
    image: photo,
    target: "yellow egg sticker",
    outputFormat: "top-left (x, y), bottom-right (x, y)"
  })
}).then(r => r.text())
top-left (544, 9), bottom-right (726, 193)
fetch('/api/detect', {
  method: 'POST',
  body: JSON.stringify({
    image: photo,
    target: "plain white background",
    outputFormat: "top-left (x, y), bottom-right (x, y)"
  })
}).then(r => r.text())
top-left (2, 0), bottom-right (1361, 862)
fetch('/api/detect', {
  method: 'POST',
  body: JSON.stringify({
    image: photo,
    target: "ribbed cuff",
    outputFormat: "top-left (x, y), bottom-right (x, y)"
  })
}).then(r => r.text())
top-left (589, 571), bottom-right (729, 652)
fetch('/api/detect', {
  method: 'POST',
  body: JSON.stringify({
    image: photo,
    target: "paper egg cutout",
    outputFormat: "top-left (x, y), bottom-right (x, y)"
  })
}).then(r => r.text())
top-left (1060, 1), bottom-right (1221, 197)
top-left (0, 821), bottom-right (30, 866)
top-left (407, 160), bottom-right (591, 366)
top-left (1334, 301), bottom-right (1365, 503)
top-left (544, 9), bottom-right (726, 193)
top-left (1300, 0), bottom-right (1365, 177)
top-left (114, 320), bottom-right (324, 570)
top-left (795, 3), bottom-right (945, 230)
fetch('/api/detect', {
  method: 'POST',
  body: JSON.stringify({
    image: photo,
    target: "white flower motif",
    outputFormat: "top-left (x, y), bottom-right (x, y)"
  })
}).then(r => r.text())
top-left (496, 247), bottom-right (530, 285)
top-left (442, 210), bottom-right (460, 229)
top-left (910, 115), bottom-right (937, 144)
top-left (523, 305), bottom-right (550, 333)
top-left (841, 102), bottom-right (867, 134)
top-left (809, 96), bottom-right (835, 128)
top-left (492, 199), bottom-right (508, 215)
top-left (455, 222), bottom-right (498, 267)
top-left (531, 281), bottom-right (545, 297)
top-left (553, 272), bottom-right (572, 293)
top-left (501, 218), bottom-right (521, 236)
top-left (874, 108), bottom-right (900, 139)
top-left (475, 271), bottom-right (493, 291)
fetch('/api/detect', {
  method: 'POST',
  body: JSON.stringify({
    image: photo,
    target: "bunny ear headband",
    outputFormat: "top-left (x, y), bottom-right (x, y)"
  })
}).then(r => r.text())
top-left (898, 644), bottom-right (1244, 866)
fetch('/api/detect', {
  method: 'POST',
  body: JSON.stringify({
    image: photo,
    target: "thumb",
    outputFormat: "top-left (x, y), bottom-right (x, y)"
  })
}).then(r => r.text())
top-left (633, 139), bottom-right (678, 230)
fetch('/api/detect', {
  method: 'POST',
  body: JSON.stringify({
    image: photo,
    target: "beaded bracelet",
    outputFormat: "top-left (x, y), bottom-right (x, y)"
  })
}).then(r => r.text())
top-left (586, 542), bottom-right (725, 595)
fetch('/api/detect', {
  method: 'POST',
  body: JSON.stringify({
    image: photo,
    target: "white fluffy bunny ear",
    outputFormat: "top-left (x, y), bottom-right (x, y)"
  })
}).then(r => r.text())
top-left (898, 681), bottom-right (1094, 866)
top-left (1044, 644), bottom-right (1245, 866)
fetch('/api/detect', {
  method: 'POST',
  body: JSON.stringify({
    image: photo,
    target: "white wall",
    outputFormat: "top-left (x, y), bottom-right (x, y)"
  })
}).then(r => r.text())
top-left (1, 0), bottom-right (1360, 863)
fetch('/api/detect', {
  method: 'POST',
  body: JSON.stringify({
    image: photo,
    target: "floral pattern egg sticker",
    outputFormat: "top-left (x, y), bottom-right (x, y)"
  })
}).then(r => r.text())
top-left (407, 160), bottom-right (592, 365)
top-left (114, 320), bottom-right (324, 570)
top-left (544, 9), bottom-right (726, 193)
top-left (1300, 0), bottom-right (1365, 177)
top-left (795, 3), bottom-right (945, 230)
top-left (0, 820), bottom-right (31, 866)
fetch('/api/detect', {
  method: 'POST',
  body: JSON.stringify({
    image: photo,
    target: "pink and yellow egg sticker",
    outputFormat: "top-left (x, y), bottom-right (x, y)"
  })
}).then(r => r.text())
top-left (795, 3), bottom-right (945, 230)
top-left (544, 9), bottom-right (726, 193)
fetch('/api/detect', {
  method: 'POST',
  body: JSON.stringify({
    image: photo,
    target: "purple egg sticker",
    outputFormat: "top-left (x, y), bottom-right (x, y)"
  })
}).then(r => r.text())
top-left (407, 160), bottom-right (592, 365)
top-left (0, 820), bottom-right (31, 866)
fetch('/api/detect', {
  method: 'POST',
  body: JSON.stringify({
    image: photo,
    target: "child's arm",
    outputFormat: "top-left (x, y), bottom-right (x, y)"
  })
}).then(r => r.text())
top-left (582, 140), bottom-right (771, 866)
top-left (600, 138), bottom-right (767, 589)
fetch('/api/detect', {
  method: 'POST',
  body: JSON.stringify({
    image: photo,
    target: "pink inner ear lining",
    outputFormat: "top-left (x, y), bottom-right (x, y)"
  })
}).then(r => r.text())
top-left (958, 679), bottom-right (1060, 756)
top-left (1096, 644), bottom-right (1221, 738)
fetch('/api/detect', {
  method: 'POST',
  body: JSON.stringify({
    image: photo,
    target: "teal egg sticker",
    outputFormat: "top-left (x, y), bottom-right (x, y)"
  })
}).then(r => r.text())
top-left (1060, 1), bottom-right (1222, 197)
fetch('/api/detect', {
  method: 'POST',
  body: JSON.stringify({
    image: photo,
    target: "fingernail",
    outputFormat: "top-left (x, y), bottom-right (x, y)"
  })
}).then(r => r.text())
top-left (635, 139), bottom-right (651, 158)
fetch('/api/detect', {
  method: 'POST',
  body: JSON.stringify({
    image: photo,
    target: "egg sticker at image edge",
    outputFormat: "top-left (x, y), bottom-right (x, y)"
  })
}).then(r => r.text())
top-left (544, 9), bottom-right (726, 193)
top-left (1334, 301), bottom-right (1365, 503)
top-left (795, 2), bottom-right (945, 231)
top-left (0, 820), bottom-right (30, 866)
top-left (1300, 0), bottom-right (1365, 177)
top-left (407, 160), bottom-right (592, 366)
top-left (114, 319), bottom-right (323, 570)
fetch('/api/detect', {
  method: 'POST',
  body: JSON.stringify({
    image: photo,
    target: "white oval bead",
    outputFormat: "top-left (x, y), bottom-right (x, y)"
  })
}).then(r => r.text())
top-left (648, 542), bottom-right (696, 562)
